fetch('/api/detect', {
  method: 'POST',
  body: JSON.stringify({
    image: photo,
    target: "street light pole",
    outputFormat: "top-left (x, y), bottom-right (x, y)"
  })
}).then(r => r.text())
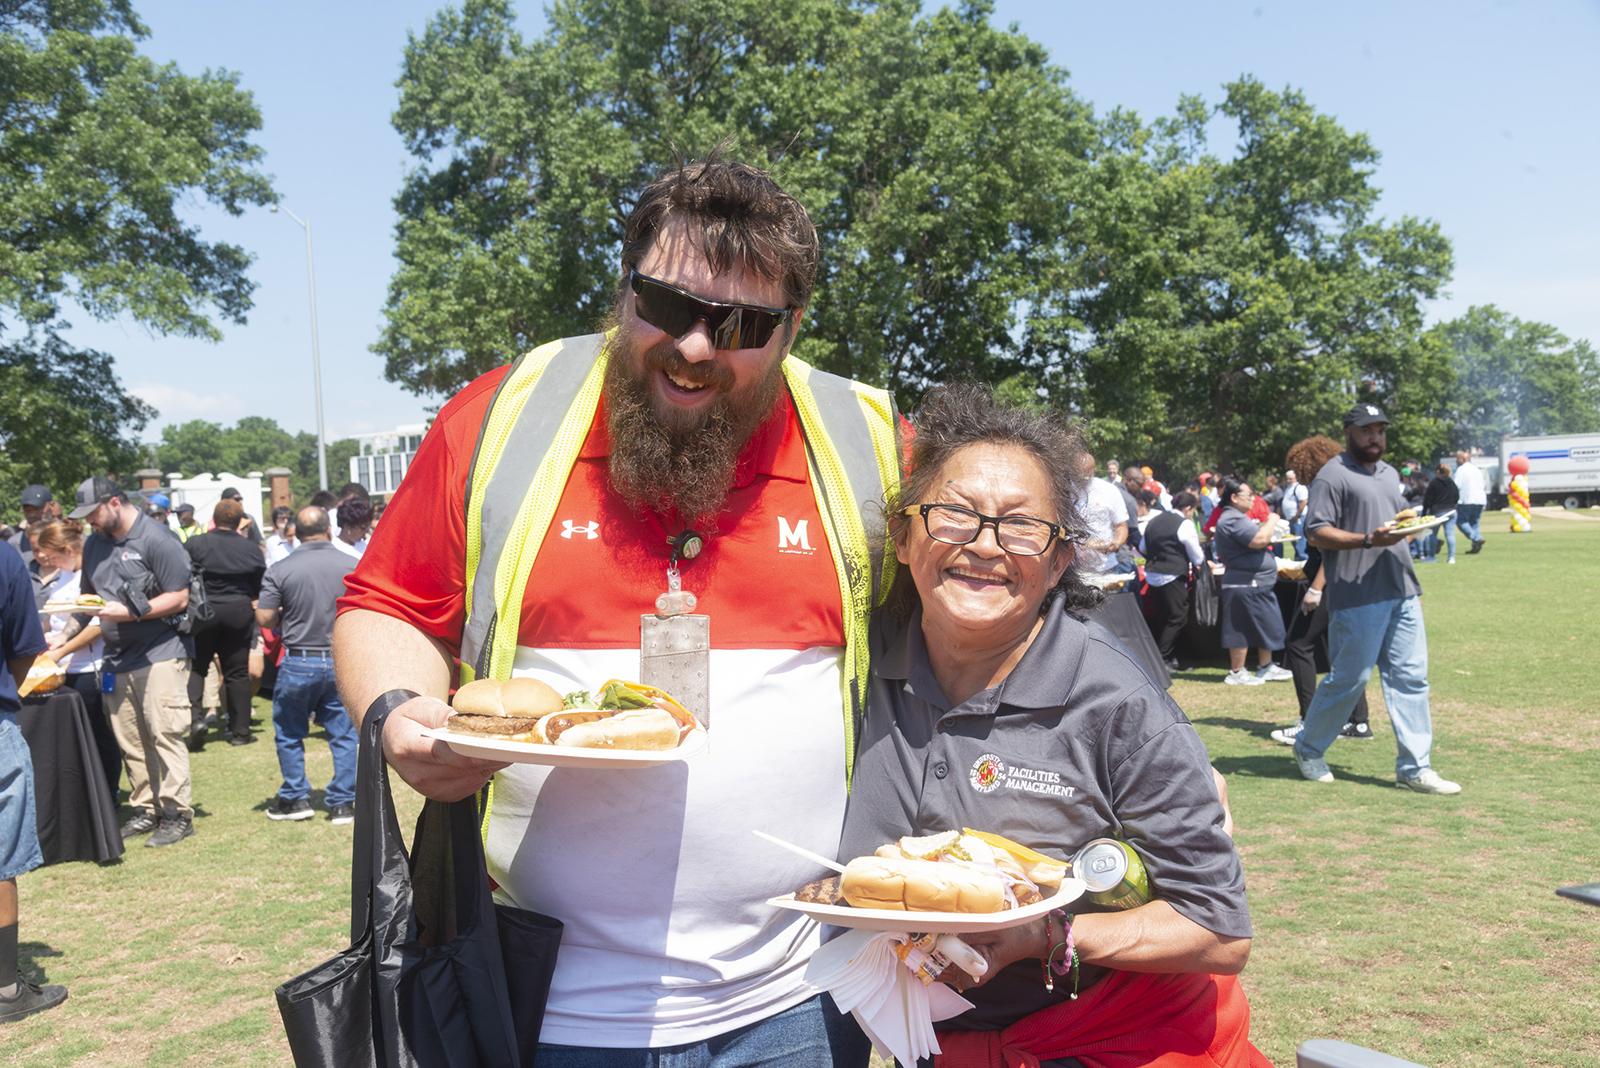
top-left (278, 205), bottom-right (329, 491)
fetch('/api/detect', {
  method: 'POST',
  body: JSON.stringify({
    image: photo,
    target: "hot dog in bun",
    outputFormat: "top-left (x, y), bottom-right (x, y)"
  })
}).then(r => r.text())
top-left (446, 678), bottom-right (699, 750)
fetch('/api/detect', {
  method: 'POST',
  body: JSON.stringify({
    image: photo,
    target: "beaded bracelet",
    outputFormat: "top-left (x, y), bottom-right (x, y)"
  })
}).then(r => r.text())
top-left (1041, 910), bottom-right (1080, 999)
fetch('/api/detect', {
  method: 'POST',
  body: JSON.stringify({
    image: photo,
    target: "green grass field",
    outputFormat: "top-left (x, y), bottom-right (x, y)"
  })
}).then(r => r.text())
top-left (7, 512), bottom-right (1598, 1066)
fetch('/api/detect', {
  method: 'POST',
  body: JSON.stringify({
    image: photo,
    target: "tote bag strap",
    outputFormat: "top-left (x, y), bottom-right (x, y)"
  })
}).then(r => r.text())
top-left (352, 690), bottom-right (421, 942)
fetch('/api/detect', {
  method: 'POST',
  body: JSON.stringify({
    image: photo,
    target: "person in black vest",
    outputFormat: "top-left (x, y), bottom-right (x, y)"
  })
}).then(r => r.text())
top-left (1140, 491), bottom-right (1206, 671)
top-left (185, 499), bottom-right (265, 747)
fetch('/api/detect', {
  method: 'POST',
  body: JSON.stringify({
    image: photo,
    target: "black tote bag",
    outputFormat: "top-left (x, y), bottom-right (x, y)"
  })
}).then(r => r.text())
top-left (275, 694), bottom-right (563, 1067)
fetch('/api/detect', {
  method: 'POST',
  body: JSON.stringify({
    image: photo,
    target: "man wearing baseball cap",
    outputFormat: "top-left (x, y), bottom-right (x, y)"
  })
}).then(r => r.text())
top-left (173, 503), bottom-right (199, 544)
top-left (68, 477), bottom-right (200, 845)
top-left (1292, 403), bottom-right (1461, 794)
top-left (7, 486), bottom-right (61, 607)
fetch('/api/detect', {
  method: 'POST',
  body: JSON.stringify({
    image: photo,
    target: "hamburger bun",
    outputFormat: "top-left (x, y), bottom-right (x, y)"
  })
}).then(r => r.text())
top-left (448, 677), bottom-right (565, 739)
top-left (840, 855), bottom-right (1008, 913)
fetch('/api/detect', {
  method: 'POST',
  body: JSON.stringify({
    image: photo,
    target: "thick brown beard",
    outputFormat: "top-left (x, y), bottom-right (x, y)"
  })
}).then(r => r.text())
top-left (604, 315), bottom-right (786, 525)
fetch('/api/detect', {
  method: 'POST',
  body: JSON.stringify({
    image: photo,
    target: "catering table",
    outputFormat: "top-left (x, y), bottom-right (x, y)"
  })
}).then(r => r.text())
top-left (18, 689), bottom-right (124, 865)
top-left (1082, 584), bottom-right (1173, 690)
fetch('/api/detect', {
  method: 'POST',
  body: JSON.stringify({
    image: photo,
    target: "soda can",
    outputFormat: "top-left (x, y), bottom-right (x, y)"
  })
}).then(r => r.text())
top-left (1072, 838), bottom-right (1152, 910)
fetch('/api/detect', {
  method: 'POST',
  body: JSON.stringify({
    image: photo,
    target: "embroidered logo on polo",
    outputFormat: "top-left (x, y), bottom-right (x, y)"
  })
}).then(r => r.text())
top-left (968, 754), bottom-right (1076, 798)
top-left (560, 519), bottom-right (599, 540)
top-left (776, 516), bottom-right (814, 555)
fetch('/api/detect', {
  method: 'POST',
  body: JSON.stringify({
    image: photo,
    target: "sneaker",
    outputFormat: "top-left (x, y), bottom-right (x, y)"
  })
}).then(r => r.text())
top-left (119, 810), bottom-right (158, 839)
top-left (327, 803), bottom-right (355, 826)
top-left (1163, 657), bottom-right (1182, 672)
top-left (1447, 557), bottom-right (1456, 564)
top-left (1398, 769), bottom-right (1462, 795)
top-left (0, 980), bottom-right (68, 1024)
top-left (1340, 721), bottom-right (1375, 740)
top-left (1223, 669), bottom-right (1265, 686)
top-left (1294, 751), bottom-right (1335, 783)
top-left (1269, 723), bottom-right (1302, 746)
top-left (265, 796), bottom-right (314, 821)
top-left (145, 815), bottom-right (195, 847)
top-left (1256, 663), bottom-right (1294, 682)
top-left (202, 711), bottom-right (219, 731)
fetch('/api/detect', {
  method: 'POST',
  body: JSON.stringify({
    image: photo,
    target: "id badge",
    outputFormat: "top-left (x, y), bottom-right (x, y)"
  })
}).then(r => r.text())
top-left (640, 559), bottom-right (710, 727)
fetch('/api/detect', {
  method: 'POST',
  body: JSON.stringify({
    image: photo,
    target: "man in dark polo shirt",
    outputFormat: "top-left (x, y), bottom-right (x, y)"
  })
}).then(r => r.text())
top-left (72, 477), bottom-right (197, 846)
top-left (1292, 404), bottom-right (1461, 794)
top-left (256, 506), bottom-right (356, 824)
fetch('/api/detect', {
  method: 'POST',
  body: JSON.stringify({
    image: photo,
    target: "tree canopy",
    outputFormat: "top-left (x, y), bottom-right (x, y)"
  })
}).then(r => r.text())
top-left (1432, 305), bottom-right (1600, 452)
top-left (0, 0), bottom-right (275, 507)
top-left (154, 417), bottom-right (360, 506)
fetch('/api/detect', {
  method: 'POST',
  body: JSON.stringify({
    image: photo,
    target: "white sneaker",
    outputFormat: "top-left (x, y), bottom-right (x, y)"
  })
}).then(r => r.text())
top-left (1398, 769), bottom-right (1462, 795)
top-left (1270, 723), bottom-right (1302, 746)
top-left (1257, 663), bottom-right (1294, 682)
top-left (1224, 669), bottom-right (1265, 686)
top-left (1295, 752), bottom-right (1335, 783)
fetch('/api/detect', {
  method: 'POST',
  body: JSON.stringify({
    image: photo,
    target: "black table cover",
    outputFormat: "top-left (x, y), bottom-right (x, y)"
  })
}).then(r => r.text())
top-left (18, 688), bottom-right (124, 865)
top-left (1083, 585), bottom-right (1173, 690)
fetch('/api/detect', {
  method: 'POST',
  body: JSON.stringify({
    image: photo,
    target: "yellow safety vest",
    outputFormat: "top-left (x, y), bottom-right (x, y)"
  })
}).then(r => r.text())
top-left (460, 332), bottom-right (901, 789)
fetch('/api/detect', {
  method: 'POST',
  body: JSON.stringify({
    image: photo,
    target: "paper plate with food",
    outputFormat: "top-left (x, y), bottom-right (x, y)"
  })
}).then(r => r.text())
top-left (40, 594), bottom-right (105, 615)
top-left (423, 678), bottom-right (707, 768)
top-left (1382, 508), bottom-right (1454, 537)
top-left (18, 656), bottom-right (64, 698)
top-left (766, 829), bottom-right (1084, 934)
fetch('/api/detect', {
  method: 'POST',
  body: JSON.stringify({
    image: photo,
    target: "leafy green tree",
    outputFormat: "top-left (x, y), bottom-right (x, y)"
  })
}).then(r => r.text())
top-left (0, 0), bottom-right (275, 507)
top-left (1044, 79), bottom-right (1455, 478)
top-left (1433, 305), bottom-right (1600, 450)
top-left (378, 0), bottom-right (1097, 401)
top-left (155, 417), bottom-right (360, 505)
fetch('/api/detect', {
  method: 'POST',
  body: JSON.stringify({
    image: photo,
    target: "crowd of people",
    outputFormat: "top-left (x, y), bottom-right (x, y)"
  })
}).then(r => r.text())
top-left (0, 155), bottom-right (1481, 1061)
top-left (0, 475), bottom-right (380, 1021)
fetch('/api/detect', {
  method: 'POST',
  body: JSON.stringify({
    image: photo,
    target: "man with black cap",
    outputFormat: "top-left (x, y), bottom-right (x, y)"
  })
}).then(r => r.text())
top-left (217, 487), bottom-right (263, 545)
top-left (7, 486), bottom-right (60, 605)
top-left (68, 477), bottom-right (199, 845)
top-left (173, 502), bottom-right (200, 544)
top-left (1292, 404), bottom-right (1461, 795)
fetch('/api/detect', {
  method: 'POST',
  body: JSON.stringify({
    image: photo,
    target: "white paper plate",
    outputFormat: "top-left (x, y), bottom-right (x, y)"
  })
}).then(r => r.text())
top-left (1388, 511), bottom-right (1454, 536)
top-left (1082, 572), bottom-right (1136, 590)
top-left (768, 877), bottom-right (1085, 934)
top-left (421, 725), bottom-right (708, 768)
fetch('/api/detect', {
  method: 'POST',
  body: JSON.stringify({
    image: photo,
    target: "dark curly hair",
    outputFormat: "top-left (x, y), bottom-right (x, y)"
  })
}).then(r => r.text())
top-left (1285, 435), bottom-right (1345, 486)
top-left (885, 383), bottom-right (1101, 619)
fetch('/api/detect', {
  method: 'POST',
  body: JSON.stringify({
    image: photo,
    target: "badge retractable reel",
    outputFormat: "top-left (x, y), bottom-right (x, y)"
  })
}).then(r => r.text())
top-left (640, 530), bottom-right (710, 730)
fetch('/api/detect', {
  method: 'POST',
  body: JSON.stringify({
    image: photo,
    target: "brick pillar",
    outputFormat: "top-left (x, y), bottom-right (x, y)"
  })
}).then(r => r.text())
top-left (134, 468), bottom-right (163, 491)
top-left (265, 467), bottom-right (294, 512)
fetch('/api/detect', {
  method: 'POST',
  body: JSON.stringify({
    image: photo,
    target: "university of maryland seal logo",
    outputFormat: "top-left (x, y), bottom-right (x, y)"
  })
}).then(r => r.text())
top-left (970, 754), bottom-right (1005, 794)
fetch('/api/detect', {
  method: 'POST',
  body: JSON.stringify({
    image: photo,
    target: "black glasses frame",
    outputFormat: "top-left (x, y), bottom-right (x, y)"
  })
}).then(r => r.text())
top-left (628, 269), bottom-right (792, 351)
top-left (902, 503), bottom-right (1064, 557)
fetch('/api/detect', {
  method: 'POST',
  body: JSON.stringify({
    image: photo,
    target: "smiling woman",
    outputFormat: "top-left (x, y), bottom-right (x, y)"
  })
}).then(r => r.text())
top-left (839, 384), bottom-right (1267, 1067)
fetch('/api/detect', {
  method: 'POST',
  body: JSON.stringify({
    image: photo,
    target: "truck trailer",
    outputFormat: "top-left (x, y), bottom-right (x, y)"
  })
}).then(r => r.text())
top-left (1500, 432), bottom-right (1600, 509)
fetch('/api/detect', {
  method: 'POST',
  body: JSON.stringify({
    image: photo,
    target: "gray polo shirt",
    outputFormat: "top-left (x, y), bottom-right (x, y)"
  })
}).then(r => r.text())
top-left (840, 598), bottom-right (1251, 1030)
top-left (258, 541), bottom-right (356, 649)
top-left (1304, 452), bottom-right (1421, 611)
top-left (1212, 509), bottom-right (1276, 587)
top-left (81, 511), bottom-right (193, 671)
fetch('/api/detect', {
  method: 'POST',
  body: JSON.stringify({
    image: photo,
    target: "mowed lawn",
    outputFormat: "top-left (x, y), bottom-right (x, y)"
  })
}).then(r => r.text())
top-left (6, 513), bottom-right (1598, 1067)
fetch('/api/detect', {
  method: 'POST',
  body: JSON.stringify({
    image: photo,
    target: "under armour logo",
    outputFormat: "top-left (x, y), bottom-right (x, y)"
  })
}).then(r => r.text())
top-left (777, 516), bottom-right (813, 553)
top-left (560, 519), bottom-right (599, 540)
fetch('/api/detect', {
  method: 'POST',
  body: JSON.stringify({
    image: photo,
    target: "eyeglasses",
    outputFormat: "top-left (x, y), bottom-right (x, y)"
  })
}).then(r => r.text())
top-left (903, 503), bottom-right (1063, 557)
top-left (629, 270), bottom-right (792, 351)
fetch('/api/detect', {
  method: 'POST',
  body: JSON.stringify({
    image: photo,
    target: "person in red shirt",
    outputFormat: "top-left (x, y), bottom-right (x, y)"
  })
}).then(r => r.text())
top-left (334, 157), bottom-right (876, 1064)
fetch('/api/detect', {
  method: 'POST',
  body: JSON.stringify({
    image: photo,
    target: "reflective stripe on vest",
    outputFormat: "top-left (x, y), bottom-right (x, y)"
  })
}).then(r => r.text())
top-left (460, 333), bottom-right (900, 787)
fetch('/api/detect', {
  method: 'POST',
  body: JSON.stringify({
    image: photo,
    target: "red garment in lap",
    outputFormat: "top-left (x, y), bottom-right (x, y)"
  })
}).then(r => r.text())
top-left (935, 971), bottom-right (1271, 1068)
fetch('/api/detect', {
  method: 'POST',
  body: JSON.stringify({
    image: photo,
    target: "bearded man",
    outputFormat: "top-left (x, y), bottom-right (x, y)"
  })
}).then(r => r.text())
top-left (334, 156), bottom-right (896, 1064)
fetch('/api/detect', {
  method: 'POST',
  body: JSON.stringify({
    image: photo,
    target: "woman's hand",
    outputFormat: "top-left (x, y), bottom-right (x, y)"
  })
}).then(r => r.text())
top-left (939, 917), bottom-right (1047, 992)
top-left (1301, 587), bottom-right (1322, 614)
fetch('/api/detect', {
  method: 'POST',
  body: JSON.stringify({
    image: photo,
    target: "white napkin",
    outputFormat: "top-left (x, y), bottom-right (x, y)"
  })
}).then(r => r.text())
top-left (807, 930), bottom-right (973, 1068)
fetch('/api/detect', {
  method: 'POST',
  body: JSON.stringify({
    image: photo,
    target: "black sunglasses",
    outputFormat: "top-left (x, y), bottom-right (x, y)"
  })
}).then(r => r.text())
top-left (629, 270), bottom-right (792, 351)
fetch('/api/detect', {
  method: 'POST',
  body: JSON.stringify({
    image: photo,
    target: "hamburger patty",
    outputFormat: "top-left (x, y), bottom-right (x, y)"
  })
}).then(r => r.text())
top-left (447, 712), bottom-right (540, 736)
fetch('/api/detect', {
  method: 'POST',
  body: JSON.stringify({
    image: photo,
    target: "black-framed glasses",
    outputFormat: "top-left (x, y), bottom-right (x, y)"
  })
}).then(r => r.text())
top-left (629, 269), bottom-right (792, 351)
top-left (903, 503), bottom-right (1063, 557)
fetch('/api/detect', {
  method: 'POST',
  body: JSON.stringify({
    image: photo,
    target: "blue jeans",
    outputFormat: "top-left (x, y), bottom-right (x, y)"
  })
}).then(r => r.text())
top-left (1455, 503), bottom-right (1483, 543)
top-left (535, 994), bottom-right (870, 1068)
top-left (272, 655), bottom-right (356, 807)
top-left (1295, 596), bottom-right (1434, 778)
top-left (1423, 522), bottom-right (1457, 560)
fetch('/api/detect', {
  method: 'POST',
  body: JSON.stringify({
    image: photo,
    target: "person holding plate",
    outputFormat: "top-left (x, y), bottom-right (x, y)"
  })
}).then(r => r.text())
top-left (838, 384), bottom-right (1265, 1067)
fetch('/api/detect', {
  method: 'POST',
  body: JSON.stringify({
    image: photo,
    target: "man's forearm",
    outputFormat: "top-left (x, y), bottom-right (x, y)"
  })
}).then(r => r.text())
top-left (1306, 525), bottom-right (1368, 551)
top-left (255, 607), bottom-right (280, 629)
top-left (144, 588), bottom-right (188, 620)
top-left (333, 608), bottom-right (454, 726)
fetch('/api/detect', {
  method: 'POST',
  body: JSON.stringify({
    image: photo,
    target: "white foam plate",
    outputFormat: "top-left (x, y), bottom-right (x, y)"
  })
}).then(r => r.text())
top-left (421, 725), bottom-right (707, 768)
top-left (40, 603), bottom-right (103, 615)
top-left (768, 877), bottom-right (1085, 933)
top-left (1386, 511), bottom-right (1454, 536)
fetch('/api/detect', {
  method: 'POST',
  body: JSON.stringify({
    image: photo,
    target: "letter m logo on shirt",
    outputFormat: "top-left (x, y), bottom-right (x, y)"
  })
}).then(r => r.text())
top-left (777, 516), bottom-right (813, 554)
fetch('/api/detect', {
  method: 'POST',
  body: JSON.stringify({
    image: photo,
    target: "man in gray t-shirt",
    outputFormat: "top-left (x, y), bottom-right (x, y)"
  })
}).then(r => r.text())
top-left (1293, 404), bottom-right (1460, 796)
top-left (72, 477), bottom-right (199, 845)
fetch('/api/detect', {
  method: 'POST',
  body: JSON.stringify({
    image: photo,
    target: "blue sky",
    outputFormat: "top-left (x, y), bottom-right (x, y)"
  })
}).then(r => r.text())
top-left (64, 1), bottom-right (1600, 442)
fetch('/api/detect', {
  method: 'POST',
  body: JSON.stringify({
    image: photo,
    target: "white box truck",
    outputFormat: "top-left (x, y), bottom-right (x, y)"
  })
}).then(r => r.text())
top-left (1500, 432), bottom-right (1600, 509)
